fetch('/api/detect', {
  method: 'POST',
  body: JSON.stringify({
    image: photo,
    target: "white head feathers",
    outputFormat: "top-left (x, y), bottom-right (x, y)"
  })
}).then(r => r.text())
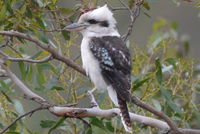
top-left (78, 5), bottom-right (117, 28)
top-left (78, 5), bottom-right (120, 37)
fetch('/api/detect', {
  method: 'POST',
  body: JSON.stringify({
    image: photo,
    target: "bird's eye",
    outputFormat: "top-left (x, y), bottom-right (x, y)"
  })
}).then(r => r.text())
top-left (100, 21), bottom-right (109, 27)
top-left (87, 19), bottom-right (98, 24)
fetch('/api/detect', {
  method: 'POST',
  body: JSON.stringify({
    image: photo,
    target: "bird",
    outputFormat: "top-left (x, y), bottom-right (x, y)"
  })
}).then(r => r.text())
top-left (64, 5), bottom-right (132, 132)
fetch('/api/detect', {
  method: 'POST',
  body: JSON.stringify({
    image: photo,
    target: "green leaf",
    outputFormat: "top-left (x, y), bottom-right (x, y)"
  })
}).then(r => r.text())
top-left (38, 32), bottom-right (48, 43)
top-left (36, 0), bottom-right (44, 7)
top-left (48, 117), bottom-right (65, 134)
top-left (85, 127), bottom-right (92, 134)
top-left (12, 0), bottom-right (24, 9)
top-left (0, 79), bottom-right (11, 91)
top-left (151, 99), bottom-right (161, 111)
top-left (30, 51), bottom-right (43, 59)
top-left (132, 77), bottom-right (150, 90)
top-left (0, 122), bottom-right (3, 129)
top-left (165, 58), bottom-right (176, 68)
top-left (142, 2), bottom-right (150, 10)
top-left (25, 6), bottom-right (33, 18)
top-left (171, 0), bottom-right (180, 6)
top-left (1, 91), bottom-right (13, 103)
top-left (90, 117), bottom-right (105, 129)
top-left (36, 71), bottom-right (46, 87)
top-left (194, 112), bottom-right (200, 125)
top-left (36, 17), bottom-right (45, 29)
top-left (50, 86), bottom-right (65, 91)
top-left (52, 0), bottom-right (58, 4)
top-left (131, 75), bottom-right (141, 82)
top-left (61, 30), bottom-right (70, 40)
top-left (128, 0), bottom-right (135, 8)
top-left (8, 122), bottom-right (17, 131)
top-left (45, 74), bottom-right (58, 90)
top-left (159, 85), bottom-right (183, 114)
top-left (153, 18), bottom-right (168, 32)
top-left (59, 8), bottom-right (73, 14)
top-left (105, 121), bottom-right (114, 132)
top-left (0, 5), bottom-right (6, 21)
top-left (14, 99), bottom-right (24, 115)
top-left (195, 84), bottom-right (200, 91)
top-left (27, 65), bottom-right (33, 81)
top-left (155, 58), bottom-right (162, 84)
top-left (18, 61), bottom-right (26, 80)
top-left (37, 63), bottom-right (55, 72)
top-left (171, 21), bottom-right (178, 30)
top-left (40, 120), bottom-right (56, 128)
top-left (183, 41), bottom-right (190, 55)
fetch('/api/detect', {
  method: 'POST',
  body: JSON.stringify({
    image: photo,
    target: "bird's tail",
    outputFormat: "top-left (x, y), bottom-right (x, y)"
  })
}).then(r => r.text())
top-left (117, 96), bottom-right (132, 133)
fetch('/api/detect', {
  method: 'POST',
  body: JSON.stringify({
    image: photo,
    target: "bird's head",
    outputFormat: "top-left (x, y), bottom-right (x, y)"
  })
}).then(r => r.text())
top-left (64, 5), bottom-right (119, 37)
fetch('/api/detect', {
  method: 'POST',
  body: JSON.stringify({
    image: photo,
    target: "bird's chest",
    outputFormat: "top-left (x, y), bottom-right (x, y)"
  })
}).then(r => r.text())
top-left (81, 38), bottom-right (107, 89)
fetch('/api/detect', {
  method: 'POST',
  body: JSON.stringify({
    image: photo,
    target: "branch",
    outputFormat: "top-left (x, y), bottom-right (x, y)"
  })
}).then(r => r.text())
top-left (0, 31), bottom-right (86, 76)
top-left (0, 107), bottom-right (44, 134)
top-left (0, 59), bottom-right (46, 103)
top-left (119, 0), bottom-right (143, 41)
top-left (0, 50), bottom-right (53, 63)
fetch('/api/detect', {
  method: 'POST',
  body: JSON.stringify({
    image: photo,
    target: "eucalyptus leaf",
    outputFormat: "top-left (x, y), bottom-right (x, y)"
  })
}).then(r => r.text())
top-left (159, 85), bottom-right (183, 114)
top-left (90, 117), bottom-right (105, 129)
top-left (48, 117), bottom-right (65, 134)
top-left (40, 120), bottom-right (56, 128)
top-left (155, 58), bottom-right (162, 84)
top-left (14, 99), bottom-right (24, 115)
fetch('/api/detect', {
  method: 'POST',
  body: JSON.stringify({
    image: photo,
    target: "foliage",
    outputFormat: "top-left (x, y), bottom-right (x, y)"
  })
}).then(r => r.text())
top-left (0, 0), bottom-right (199, 134)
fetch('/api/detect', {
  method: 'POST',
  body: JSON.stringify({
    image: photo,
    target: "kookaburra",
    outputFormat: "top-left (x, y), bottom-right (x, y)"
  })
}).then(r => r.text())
top-left (65, 5), bottom-right (132, 132)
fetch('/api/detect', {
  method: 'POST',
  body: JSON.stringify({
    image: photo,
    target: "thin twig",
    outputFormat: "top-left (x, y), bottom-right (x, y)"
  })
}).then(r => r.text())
top-left (76, 117), bottom-right (91, 128)
top-left (0, 107), bottom-right (44, 134)
top-left (7, 55), bottom-right (53, 63)
top-left (72, 54), bottom-right (81, 61)
top-left (111, 7), bottom-right (129, 11)
top-left (0, 37), bottom-right (10, 48)
top-left (119, 0), bottom-right (143, 41)
top-left (0, 50), bottom-right (53, 63)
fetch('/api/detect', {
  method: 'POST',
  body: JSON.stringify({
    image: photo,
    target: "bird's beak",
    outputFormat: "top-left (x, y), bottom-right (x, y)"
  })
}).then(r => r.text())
top-left (63, 23), bottom-right (89, 31)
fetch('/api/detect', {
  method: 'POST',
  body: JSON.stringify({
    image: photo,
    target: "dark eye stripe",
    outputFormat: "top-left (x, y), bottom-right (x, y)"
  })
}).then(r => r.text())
top-left (100, 21), bottom-right (109, 27)
top-left (88, 19), bottom-right (98, 24)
